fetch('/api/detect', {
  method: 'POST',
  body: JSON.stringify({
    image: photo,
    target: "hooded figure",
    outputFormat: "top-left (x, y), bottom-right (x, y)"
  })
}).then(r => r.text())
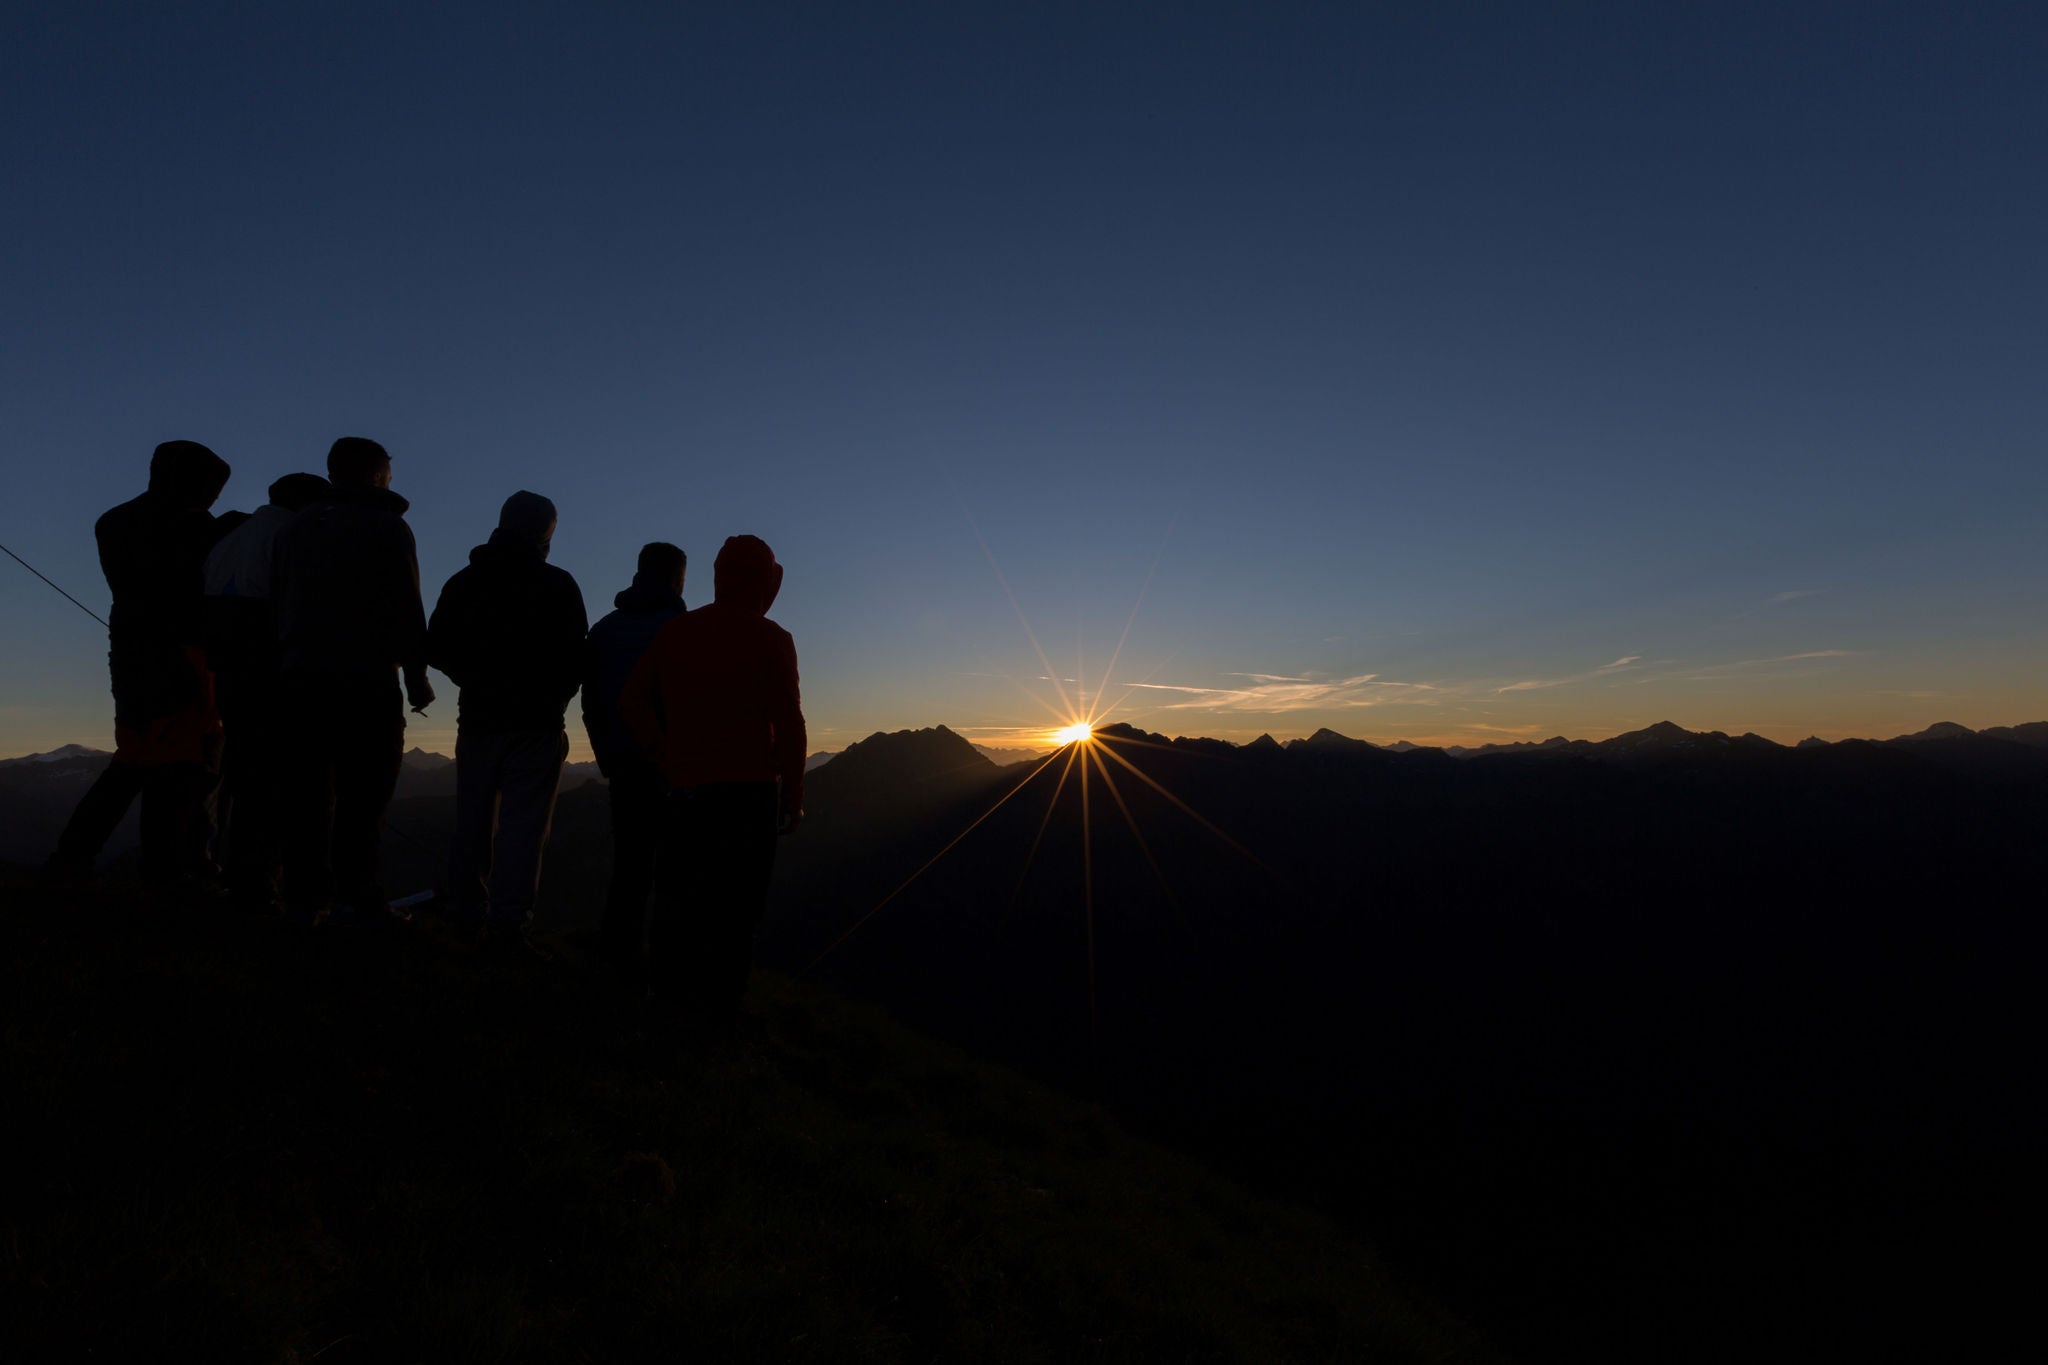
top-left (427, 491), bottom-right (589, 938)
top-left (619, 534), bottom-right (806, 1028)
top-left (271, 436), bottom-right (434, 919)
top-left (200, 471), bottom-right (331, 907)
top-left (582, 542), bottom-right (687, 962)
top-left (205, 472), bottom-right (332, 675)
top-left (48, 440), bottom-right (232, 888)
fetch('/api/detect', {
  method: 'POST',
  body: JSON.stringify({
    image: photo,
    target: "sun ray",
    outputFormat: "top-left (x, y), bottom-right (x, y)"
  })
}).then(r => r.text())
top-left (1087, 743), bottom-right (1177, 906)
top-left (986, 664), bottom-right (1072, 726)
top-left (1077, 617), bottom-right (1086, 720)
top-left (1010, 741), bottom-right (1081, 905)
top-left (1085, 731), bottom-right (1185, 755)
top-left (962, 507), bottom-right (1079, 721)
top-left (1079, 729), bottom-right (1097, 1041)
top-left (801, 748), bottom-right (1066, 974)
top-left (1094, 650), bottom-right (1186, 728)
top-left (1090, 516), bottom-right (1176, 724)
top-left (1095, 737), bottom-right (1266, 869)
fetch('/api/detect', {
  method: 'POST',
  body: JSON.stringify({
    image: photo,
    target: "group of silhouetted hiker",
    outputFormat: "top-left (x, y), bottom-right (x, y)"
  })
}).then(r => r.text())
top-left (46, 437), bottom-right (807, 1031)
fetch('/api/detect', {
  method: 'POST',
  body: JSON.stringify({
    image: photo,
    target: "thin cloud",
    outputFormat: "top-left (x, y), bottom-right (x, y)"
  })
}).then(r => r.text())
top-left (1129, 672), bottom-right (1442, 714)
top-left (1628, 649), bottom-right (1862, 683)
top-left (1497, 654), bottom-right (1644, 693)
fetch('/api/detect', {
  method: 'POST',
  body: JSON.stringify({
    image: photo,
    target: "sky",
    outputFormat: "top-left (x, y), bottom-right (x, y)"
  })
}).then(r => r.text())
top-left (3, 1), bottom-right (2045, 759)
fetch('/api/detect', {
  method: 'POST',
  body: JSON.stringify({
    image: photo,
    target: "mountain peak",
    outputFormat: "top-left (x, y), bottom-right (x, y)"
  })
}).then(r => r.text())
top-left (1299, 727), bottom-right (1370, 748)
top-left (1890, 721), bottom-right (1976, 743)
top-left (813, 725), bottom-right (993, 790)
top-left (0, 743), bottom-right (107, 768)
top-left (1599, 720), bottom-right (1698, 751)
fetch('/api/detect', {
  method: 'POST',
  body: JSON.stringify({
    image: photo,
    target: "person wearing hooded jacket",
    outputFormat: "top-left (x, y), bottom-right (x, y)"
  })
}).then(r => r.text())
top-left (581, 541), bottom-right (687, 964)
top-left (427, 491), bottom-right (589, 941)
top-left (272, 437), bottom-right (435, 920)
top-left (47, 439), bottom-right (232, 890)
top-left (620, 534), bottom-right (805, 1028)
top-left (203, 471), bottom-right (332, 908)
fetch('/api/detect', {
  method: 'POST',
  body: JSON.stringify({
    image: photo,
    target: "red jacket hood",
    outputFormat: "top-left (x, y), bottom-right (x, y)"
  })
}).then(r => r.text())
top-left (713, 535), bottom-right (783, 614)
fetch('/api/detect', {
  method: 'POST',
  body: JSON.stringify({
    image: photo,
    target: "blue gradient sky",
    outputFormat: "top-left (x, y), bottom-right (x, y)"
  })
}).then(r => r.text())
top-left (4, 2), bottom-right (2045, 758)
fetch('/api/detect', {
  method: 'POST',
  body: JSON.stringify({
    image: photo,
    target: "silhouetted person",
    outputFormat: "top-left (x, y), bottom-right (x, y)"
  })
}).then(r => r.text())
top-left (48, 440), bottom-right (232, 891)
top-left (581, 541), bottom-right (687, 964)
top-left (203, 471), bottom-right (331, 910)
top-left (621, 535), bottom-right (805, 1030)
top-left (273, 438), bottom-right (434, 921)
top-left (427, 491), bottom-right (588, 945)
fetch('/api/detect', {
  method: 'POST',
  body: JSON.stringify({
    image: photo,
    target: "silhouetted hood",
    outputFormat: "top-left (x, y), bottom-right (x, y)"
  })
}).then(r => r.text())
top-left (614, 570), bottom-right (684, 614)
top-left (266, 472), bottom-right (331, 511)
top-left (146, 440), bottom-right (231, 509)
top-left (492, 490), bottom-right (557, 558)
top-left (713, 535), bottom-right (782, 614)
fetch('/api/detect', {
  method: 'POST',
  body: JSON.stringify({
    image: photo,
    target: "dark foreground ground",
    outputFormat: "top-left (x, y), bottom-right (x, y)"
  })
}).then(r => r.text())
top-left (0, 876), bottom-right (1476, 1364)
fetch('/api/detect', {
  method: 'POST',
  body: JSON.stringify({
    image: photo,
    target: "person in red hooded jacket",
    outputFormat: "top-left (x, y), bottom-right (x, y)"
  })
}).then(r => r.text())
top-left (619, 534), bottom-right (805, 1028)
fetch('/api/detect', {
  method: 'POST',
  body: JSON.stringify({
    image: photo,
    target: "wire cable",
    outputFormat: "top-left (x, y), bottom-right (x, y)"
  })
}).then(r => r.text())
top-left (1, 539), bottom-right (109, 628)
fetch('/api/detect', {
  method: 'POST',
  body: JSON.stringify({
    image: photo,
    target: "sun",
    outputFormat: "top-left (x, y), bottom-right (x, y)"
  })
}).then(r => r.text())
top-left (1053, 722), bottom-right (1094, 746)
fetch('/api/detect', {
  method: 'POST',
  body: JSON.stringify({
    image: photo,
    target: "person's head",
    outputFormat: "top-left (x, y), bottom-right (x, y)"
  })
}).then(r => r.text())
top-left (496, 490), bottom-right (558, 558)
top-left (636, 541), bottom-right (686, 596)
top-left (267, 472), bottom-right (332, 512)
top-left (326, 437), bottom-right (391, 490)
top-left (147, 440), bottom-right (231, 510)
top-left (712, 535), bottom-right (782, 614)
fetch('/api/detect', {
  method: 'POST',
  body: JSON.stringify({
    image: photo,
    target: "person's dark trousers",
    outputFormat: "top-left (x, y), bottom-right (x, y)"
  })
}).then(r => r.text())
top-left (448, 727), bottom-right (569, 929)
top-left (49, 758), bottom-right (211, 886)
top-left (216, 669), bottom-right (286, 905)
top-left (48, 641), bottom-right (217, 887)
top-left (650, 782), bottom-right (779, 1027)
top-left (281, 672), bottom-right (405, 911)
top-left (599, 761), bottom-right (667, 960)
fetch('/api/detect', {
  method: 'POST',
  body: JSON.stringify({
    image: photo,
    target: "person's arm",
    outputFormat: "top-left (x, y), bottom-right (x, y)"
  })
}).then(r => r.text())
top-left (768, 629), bottom-right (807, 832)
top-left (554, 573), bottom-right (590, 712)
top-left (579, 618), bottom-right (604, 757)
top-left (397, 523), bottom-right (434, 712)
top-left (619, 636), bottom-right (667, 771)
top-left (424, 570), bottom-right (465, 689)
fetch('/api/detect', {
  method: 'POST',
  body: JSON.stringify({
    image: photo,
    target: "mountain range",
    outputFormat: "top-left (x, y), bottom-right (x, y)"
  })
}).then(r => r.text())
top-left (2, 715), bottom-right (2042, 1358)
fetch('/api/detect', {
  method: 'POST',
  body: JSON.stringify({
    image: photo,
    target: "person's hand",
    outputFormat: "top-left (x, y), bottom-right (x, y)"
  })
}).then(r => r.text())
top-left (777, 802), bottom-right (804, 836)
top-left (407, 676), bottom-right (436, 715)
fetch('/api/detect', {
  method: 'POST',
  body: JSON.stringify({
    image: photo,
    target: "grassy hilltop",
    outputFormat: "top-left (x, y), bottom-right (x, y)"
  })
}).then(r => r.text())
top-left (0, 878), bottom-right (1476, 1364)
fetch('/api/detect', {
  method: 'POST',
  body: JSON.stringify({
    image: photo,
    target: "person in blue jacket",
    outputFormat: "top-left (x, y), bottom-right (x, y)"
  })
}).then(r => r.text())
top-left (581, 541), bottom-right (686, 965)
top-left (426, 491), bottom-right (588, 945)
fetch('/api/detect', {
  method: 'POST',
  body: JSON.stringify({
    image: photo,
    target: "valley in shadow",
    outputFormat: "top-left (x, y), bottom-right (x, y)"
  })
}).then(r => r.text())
top-left (7, 719), bottom-right (2040, 1359)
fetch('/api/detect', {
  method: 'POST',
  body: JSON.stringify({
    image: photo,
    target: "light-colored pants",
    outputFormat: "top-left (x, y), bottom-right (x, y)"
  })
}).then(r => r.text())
top-left (449, 727), bottom-right (569, 927)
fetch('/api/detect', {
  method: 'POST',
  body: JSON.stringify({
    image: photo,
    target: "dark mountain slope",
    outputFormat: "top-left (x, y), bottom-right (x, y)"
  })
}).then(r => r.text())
top-left (756, 723), bottom-right (2047, 1363)
top-left (0, 876), bottom-right (1472, 1364)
